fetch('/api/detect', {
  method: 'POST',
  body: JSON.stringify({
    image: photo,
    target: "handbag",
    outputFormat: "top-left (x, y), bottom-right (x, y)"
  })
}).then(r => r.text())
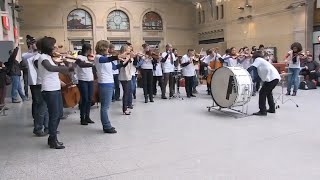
top-left (5, 75), bottom-right (11, 85)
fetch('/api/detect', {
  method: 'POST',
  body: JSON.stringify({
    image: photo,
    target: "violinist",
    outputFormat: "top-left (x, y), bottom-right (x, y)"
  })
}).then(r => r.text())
top-left (138, 44), bottom-right (155, 103)
top-left (237, 47), bottom-right (252, 70)
top-left (109, 44), bottom-right (121, 102)
top-left (95, 40), bottom-right (126, 133)
top-left (126, 42), bottom-right (138, 101)
top-left (225, 47), bottom-right (238, 67)
top-left (118, 45), bottom-right (135, 115)
top-left (76, 43), bottom-right (95, 126)
top-left (153, 49), bottom-right (163, 97)
top-left (38, 37), bottom-right (75, 149)
top-left (285, 42), bottom-right (303, 96)
top-left (161, 44), bottom-right (176, 99)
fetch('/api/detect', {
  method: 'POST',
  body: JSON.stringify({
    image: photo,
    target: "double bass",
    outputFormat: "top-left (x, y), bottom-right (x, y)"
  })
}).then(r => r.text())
top-left (206, 54), bottom-right (223, 85)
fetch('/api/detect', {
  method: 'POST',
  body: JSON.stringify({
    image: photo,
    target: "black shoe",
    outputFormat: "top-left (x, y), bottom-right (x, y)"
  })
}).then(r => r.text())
top-left (191, 94), bottom-right (196, 97)
top-left (150, 99), bottom-right (154, 102)
top-left (48, 136), bottom-right (65, 149)
top-left (34, 131), bottom-right (48, 137)
top-left (86, 117), bottom-right (95, 124)
top-left (187, 96), bottom-right (191, 98)
top-left (253, 111), bottom-right (267, 116)
top-left (127, 105), bottom-right (134, 109)
top-left (81, 118), bottom-right (88, 125)
top-left (267, 109), bottom-right (276, 113)
top-left (44, 128), bottom-right (49, 134)
top-left (47, 136), bottom-right (63, 146)
top-left (285, 92), bottom-right (290, 96)
top-left (144, 96), bottom-right (148, 103)
top-left (292, 92), bottom-right (297, 96)
top-left (161, 96), bottom-right (168, 99)
top-left (133, 95), bottom-right (136, 99)
top-left (103, 128), bottom-right (117, 134)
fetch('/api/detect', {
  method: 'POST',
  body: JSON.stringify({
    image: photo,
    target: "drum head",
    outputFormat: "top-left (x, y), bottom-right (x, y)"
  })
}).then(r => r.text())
top-left (210, 67), bottom-right (238, 108)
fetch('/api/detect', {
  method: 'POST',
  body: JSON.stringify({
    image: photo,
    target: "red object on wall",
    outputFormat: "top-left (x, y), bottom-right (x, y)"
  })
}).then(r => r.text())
top-left (2, 16), bottom-right (10, 30)
top-left (13, 27), bottom-right (18, 39)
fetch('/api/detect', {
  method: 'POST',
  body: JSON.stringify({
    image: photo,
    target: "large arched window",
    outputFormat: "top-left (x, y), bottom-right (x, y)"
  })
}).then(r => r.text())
top-left (142, 12), bottom-right (163, 31)
top-left (107, 10), bottom-right (130, 30)
top-left (67, 9), bottom-right (93, 30)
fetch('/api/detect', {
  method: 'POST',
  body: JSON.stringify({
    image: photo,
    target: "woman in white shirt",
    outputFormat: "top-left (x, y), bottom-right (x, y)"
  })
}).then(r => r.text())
top-left (285, 42), bottom-right (303, 96)
top-left (76, 43), bottom-right (95, 125)
top-left (118, 45), bottom-right (134, 115)
top-left (38, 37), bottom-right (74, 149)
top-left (181, 49), bottom-right (196, 98)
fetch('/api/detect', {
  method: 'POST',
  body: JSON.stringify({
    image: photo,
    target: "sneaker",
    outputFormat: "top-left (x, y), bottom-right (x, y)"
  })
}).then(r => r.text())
top-left (103, 127), bottom-right (117, 134)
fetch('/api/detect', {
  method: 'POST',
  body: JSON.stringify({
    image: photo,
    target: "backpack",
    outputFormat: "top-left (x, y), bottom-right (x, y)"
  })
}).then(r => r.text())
top-left (299, 80), bottom-right (317, 90)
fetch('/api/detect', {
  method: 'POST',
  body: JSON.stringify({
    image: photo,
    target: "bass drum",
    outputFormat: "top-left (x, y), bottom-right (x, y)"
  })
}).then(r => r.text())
top-left (211, 66), bottom-right (253, 108)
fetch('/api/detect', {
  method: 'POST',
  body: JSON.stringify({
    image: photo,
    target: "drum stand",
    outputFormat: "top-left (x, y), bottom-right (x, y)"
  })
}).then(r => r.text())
top-left (170, 72), bottom-right (184, 100)
top-left (274, 79), bottom-right (299, 109)
top-left (207, 85), bottom-right (252, 119)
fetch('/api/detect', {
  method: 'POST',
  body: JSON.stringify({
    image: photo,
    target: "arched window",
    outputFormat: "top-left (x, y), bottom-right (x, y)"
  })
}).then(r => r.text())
top-left (67, 9), bottom-right (93, 30)
top-left (107, 10), bottom-right (130, 30)
top-left (142, 12), bottom-right (163, 31)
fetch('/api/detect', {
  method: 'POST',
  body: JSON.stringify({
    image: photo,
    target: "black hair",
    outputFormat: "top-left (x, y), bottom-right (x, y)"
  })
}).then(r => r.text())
top-left (40, 36), bottom-right (56, 56)
top-left (290, 42), bottom-right (303, 53)
top-left (252, 50), bottom-right (264, 59)
top-left (187, 49), bottom-right (195, 52)
top-left (81, 43), bottom-right (92, 56)
top-left (126, 42), bottom-right (132, 46)
top-left (259, 44), bottom-right (264, 49)
top-left (142, 43), bottom-right (149, 48)
top-left (35, 38), bottom-right (42, 52)
top-left (26, 35), bottom-right (36, 47)
top-left (225, 49), bottom-right (231, 54)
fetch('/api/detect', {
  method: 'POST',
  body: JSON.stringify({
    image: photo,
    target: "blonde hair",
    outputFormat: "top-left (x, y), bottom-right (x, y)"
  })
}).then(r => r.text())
top-left (119, 45), bottom-right (130, 54)
top-left (95, 40), bottom-right (110, 55)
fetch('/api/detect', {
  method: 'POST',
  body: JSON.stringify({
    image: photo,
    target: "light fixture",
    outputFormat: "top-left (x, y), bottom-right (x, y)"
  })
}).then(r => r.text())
top-left (246, 15), bottom-right (253, 19)
top-left (238, 6), bottom-right (244, 10)
top-left (238, 17), bottom-right (245, 20)
top-left (245, 4), bottom-right (252, 8)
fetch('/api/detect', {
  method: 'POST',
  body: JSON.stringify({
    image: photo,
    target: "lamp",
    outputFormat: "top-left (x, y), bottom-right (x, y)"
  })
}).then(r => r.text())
top-left (238, 7), bottom-right (244, 10)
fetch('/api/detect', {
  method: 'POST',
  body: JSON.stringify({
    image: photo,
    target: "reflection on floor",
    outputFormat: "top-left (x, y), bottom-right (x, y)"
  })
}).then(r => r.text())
top-left (0, 85), bottom-right (320, 180)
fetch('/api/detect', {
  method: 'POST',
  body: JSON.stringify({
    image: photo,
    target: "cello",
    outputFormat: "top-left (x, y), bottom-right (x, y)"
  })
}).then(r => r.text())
top-left (206, 53), bottom-right (223, 85)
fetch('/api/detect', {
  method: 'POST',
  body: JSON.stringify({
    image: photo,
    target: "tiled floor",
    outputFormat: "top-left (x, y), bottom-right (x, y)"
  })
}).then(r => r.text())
top-left (1, 85), bottom-right (320, 180)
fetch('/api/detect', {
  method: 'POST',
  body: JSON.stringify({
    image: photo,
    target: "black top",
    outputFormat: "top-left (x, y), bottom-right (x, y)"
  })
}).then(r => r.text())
top-left (4, 47), bottom-right (21, 76)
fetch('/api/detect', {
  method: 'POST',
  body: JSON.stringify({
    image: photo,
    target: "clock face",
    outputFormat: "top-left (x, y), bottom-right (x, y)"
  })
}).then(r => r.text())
top-left (107, 10), bottom-right (130, 30)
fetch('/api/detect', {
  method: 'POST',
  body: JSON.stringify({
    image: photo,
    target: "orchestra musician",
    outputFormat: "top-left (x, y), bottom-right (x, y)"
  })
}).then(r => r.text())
top-left (161, 44), bottom-right (176, 99)
top-left (152, 49), bottom-right (163, 97)
top-left (285, 42), bottom-right (303, 96)
top-left (126, 42), bottom-right (138, 101)
top-left (94, 40), bottom-right (126, 133)
top-left (138, 44), bottom-right (155, 103)
top-left (224, 47), bottom-right (238, 67)
top-left (38, 37), bottom-right (75, 149)
top-left (181, 49), bottom-right (196, 98)
top-left (27, 39), bottom-right (49, 137)
top-left (109, 44), bottom-right (121, 102)
top-left (118, 45), bottom-right (135, 115)
top-left (76, 43), bottom-right (95, 125)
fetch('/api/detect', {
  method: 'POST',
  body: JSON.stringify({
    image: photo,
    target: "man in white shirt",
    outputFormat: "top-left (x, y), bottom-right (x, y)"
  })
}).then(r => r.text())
top-left (181, 49), bottom-right (196, 98)
top-left (161, 44), bottom-right (176, 99)
top-left (248, 51), bottom-right (281, 116)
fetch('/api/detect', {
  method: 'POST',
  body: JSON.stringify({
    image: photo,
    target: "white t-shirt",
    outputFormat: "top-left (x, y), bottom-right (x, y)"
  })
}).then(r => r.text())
top-left (161, 52), bottom-right (176, 73)
top-left (153, 62), bottom-right (163, 76)
top-left (286, 51), bottom-right (301, 69)
top-left (225, 56), bottom-right (238, 67)
top-left (76, 55), bottom-right (94, 81)
top-left (141, 56), bottom-right (153, 70)
top-left (38, 54), bottom-right (61, 91)
top-left (181, 54), bottom-right (195, 77)
top-left (202, 55), bottom-right (214, 64)
top-left (252, 57), bottom-right (281, 82)
top-left (95, 55), bottom-right (114, 84)
top-left (112, 59), bottom-right (119, 75)
top-left (27, 53), bottom-right (40, 85)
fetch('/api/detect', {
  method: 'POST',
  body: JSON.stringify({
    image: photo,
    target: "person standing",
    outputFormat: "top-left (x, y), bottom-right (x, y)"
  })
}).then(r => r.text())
top-left (285, 42), bottom-right (303, 96)
top-left (0, 62), bottom-right (9, 111)
top-left (27, 40), bottom-right (49, 137)
top-left (76, 43), bottom-right (95, 125)
top-left (248, 51), bottom-right (281, 116)
top-left (153, 53), bottom-right (163, 97)
top-left (181, 49), bottom-right (196, 98)
top-left (5, 46), bottom-right (27, 103)
top-left (38, 36), bottom-right (74, 149)
top-left (109, 44), bottom-right (121, 102)
top-left (161, 44), bottom-right (176, 99)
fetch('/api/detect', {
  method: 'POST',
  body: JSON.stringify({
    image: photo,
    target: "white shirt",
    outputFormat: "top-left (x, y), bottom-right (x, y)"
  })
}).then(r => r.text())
top-left (95, 55), bottom-right (114, 84)
top-left (141, 56), bottom-right (153, 70)
top-left (22, 51), bottom-right (35, 65)
top-left (161, 52), bottom-right (176, 73)
top-left (112, 60), bottom-right (119, 75)
top-left (225, 56), bottom-right (238, 67)
top-left (27, 53), bottom-right (40, 85)
top-left (286, 51), bottom-right (301, 69)
top-left (153, 62), bottom-right (163, 76)
top-left (202, 55), bottom-right (214, 64)
top-left (76, 55), bottom-right (94, 81)
top-left (252, 57), bottom-right (281, 82)
top-left (238, 56), bottom-right (252, 70)
top-left (181, 54), bottom-right (195, 77)
top-left (38, 54), bottom-right (61, 91)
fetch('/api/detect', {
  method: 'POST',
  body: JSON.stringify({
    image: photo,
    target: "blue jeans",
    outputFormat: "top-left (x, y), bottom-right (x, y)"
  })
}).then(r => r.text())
top-left (99, 84), bottom-right (114, 129)
top-left (131, 75), bottom-right (136, 98)
top-left (11, 76), bottom-right (26, 101)
top-left (78, 80), bottom-right (94, 119)
top-left (287, 68), bottom-right (300, 93)
top-left (42, 90), bottom-right (63, 137)
top-left (30, 85), bottom-right (49, 133)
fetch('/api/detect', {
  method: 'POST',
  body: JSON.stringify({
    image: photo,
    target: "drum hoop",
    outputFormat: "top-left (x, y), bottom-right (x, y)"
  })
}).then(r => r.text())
top-left (210, 67), bottom-right (241, 108)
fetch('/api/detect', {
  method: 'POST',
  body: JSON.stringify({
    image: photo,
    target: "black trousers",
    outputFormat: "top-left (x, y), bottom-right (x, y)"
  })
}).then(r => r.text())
top-left (141, 69), bottom-right (153, 98)
top-left (120, 81), bottom-right (131, 112)
top-left (300, 69), bottom-right (320, 81)
top-left (23, 72), bottom-right (28, 98)
top-left (112, 74), bottom-right (120, 100)
top-left (162, 72), bottom-right (175, 97)
top-left (153, 76), bottom-right (163, 95)
top-left (259, 79), bottom-right (279, 113)
top-left (184, 76), bottom-right (194, 97)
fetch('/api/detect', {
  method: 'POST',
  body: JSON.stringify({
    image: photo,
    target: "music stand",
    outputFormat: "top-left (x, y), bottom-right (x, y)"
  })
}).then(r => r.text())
top-left (274, 73), bottom-right (299, 109)
top-left (170, 70), bottom-right (184, 100)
